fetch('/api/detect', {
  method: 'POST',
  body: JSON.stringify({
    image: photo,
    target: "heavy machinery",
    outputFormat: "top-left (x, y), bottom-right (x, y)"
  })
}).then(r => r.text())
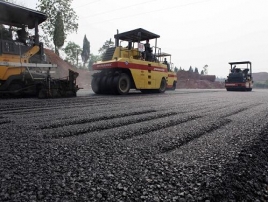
top-left (0, 1), bottom-right (79, 98)
top-left (91, 28), bottom-right (171, 95)
top-left (155, 52), bottom-right (177, 90)
top-left (225, 61), bottom-right (253, 91)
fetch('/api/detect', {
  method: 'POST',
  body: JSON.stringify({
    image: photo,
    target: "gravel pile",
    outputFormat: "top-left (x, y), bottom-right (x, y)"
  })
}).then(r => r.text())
top-left (0, 89), bottom-right (267, 201)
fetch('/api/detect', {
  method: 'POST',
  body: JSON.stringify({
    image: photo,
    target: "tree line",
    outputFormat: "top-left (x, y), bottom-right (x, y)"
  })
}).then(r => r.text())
top-left (175, 65), bottom-right (208, 75)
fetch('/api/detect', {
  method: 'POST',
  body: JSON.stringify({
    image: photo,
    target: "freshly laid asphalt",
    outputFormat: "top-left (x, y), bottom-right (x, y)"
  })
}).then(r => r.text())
top-left (0, 89), bottom-right (267, 202)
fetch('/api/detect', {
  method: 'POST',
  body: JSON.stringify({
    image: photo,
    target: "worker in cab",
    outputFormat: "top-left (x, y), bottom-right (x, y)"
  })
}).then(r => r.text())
top-left (144, 39), bottom-right (152, 61)
top-left (17, 27), bottom-right (28, 45)
top-left (163, 58), bottom-right (170, 71)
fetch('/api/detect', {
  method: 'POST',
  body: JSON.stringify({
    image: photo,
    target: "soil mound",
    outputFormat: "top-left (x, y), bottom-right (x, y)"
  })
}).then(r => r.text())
top-left (44, 49), bottom-right (92, 89)
top-left (176, 70), bottom-right (224, 89)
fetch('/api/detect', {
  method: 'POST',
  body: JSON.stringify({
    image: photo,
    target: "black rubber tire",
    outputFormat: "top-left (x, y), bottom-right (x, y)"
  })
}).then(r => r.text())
top-left (247, 88), bottom-right (252, 91)
top-left (158, 78), bottom-right (167, 93)
top-left (91, 75), bottom-right (101, 94)
top-left (112, 75), bottom-right (120, 95)
top-left (106, 75), bottom-right (117, 94)
top-left (116, 73), bottom-right (131, 95)
top-left (100, 75), bottom-right (108, 93)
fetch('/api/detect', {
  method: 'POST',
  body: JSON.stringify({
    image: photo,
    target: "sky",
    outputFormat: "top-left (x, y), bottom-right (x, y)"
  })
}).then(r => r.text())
top-left (19, 0), bottom-right (268, 77)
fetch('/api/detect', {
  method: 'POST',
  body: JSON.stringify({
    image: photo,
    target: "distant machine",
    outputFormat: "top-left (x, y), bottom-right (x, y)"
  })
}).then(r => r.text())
top-left (225, 61), bottom-right (253, 91)
top-left (91, 28), bottom-right (173, 95)
top-left (0, 1), bottom-right (79, 98)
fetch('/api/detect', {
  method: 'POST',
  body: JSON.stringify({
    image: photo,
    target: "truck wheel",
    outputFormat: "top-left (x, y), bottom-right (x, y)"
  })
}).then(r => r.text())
top-left (158, 78), bottom-right (166, 93)
top-left (91, 76), bottom-right (101, 94)
top-left (116, 73), bottom-right (130, 95)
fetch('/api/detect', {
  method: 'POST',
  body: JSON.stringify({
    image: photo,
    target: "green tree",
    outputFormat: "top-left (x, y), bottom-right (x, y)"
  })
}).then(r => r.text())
top-left (203, 64), bottom-right (208, 75)
top-left (63, 41), bottom-right (82, 66)
top-left (265, 79), bottom-right (268, 86)
top-left (81, 35), bottom-right (90, 67)
top-left (189, 66), bottom-right (193, 72)
top-left (194, 67), bottom-right (199, 74)
top-left (174, 67), bottom-right (179, 72)
top-left (201, 70), bottom-right (204, 75)
top-left (98, 38), bottom-right (114, 57)
top-left (53, 12), bottom-right (65, 55)
top-left (88, 54), bottom-right (101, 71)
top-left (37, 0), bottom-right (78, 47)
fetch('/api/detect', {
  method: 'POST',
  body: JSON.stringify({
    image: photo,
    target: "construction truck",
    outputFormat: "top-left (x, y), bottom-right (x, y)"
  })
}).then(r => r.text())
top-left (225, 61), bottom-right (253, 91)
top-left (155, 52), bottom-right (177, 90)
top-left (91, 28), bottom-right (171, 95)
top-left (0, 1), bottom-right (79, 98)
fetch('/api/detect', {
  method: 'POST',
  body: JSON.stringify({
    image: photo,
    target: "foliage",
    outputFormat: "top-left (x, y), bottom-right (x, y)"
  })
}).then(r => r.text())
top-left (53, 12), bottom-right (65, 55)
top-left (174, 67), bottom-right (178, 72)
top-left (37, 0), bottom-right (78, 47)
top-left (62, 41), bottom-right (82, 66)
top-left (88, 54), bottom-right (101, 71)
top-left (189, 66), bottom-right (193, 72)
top-left (81, 35), bottom-right (90, 67)
top-left (194, 67), bottom-right (199, 74)
top-left (203, 64), bottom-right (208, 75)
top-left (254, 80), bottom-right (268, 88)
top-left (98, 38), bottom-right (114, 57)
top-left (201, 70), bottom-right (204, 75)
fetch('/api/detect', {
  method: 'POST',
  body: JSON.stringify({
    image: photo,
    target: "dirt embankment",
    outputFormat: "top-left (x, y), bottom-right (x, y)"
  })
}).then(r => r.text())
top-left (176, 70), bottom-right (224, 89)
top-left (44, 49), bottom-right (92, 89)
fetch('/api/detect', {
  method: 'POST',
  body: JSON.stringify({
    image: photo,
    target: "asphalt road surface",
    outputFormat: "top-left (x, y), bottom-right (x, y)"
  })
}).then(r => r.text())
top-left (0, 89), bottom-right (267, 202)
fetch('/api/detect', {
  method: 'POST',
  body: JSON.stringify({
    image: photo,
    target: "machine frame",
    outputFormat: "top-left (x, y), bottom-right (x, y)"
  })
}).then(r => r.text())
top-left (225, 61), bottom-right (253, 91)
top-left (0, 1), bottom-right (79, 98)
top-left (92, 28), bottom-right (169, 95)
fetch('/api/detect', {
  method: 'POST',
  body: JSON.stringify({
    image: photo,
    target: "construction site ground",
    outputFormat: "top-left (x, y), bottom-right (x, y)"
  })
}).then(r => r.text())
top-left (0, 89), bottom-right (267, 201)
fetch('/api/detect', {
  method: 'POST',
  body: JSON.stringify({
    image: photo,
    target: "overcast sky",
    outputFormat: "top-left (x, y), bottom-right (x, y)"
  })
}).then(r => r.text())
top-left (20, 0), bottom-right (268, 77)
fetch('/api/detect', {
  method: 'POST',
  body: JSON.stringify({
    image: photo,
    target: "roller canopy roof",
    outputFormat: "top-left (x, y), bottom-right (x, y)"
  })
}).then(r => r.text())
top-left (155, 52), bottom-right (171, 57)
top-left (114, 28), bottom-right (160, 42)
top-left (0, 1), bottom-right (47, 28)
top-left (229, 61), bottom-right (251, 65)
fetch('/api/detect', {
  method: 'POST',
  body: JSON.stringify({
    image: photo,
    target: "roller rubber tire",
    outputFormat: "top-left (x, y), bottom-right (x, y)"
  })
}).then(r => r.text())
top-left (158, 78), bottom-right (167, 93)
top-left (91, 76), bottom-right (101, 94)
top-left (116, 73), bottom-right (131, 95)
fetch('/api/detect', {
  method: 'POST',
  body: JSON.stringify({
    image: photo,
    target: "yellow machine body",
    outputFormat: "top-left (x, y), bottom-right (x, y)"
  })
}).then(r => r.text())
top-left (93, 46), bottom-right (168, 90)
top-left (0, 45), bottom-right (39, 81)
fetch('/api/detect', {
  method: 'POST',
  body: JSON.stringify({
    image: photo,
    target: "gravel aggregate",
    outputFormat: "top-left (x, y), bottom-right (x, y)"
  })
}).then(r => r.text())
top-left (0, 89), bottom-right (267, 202)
